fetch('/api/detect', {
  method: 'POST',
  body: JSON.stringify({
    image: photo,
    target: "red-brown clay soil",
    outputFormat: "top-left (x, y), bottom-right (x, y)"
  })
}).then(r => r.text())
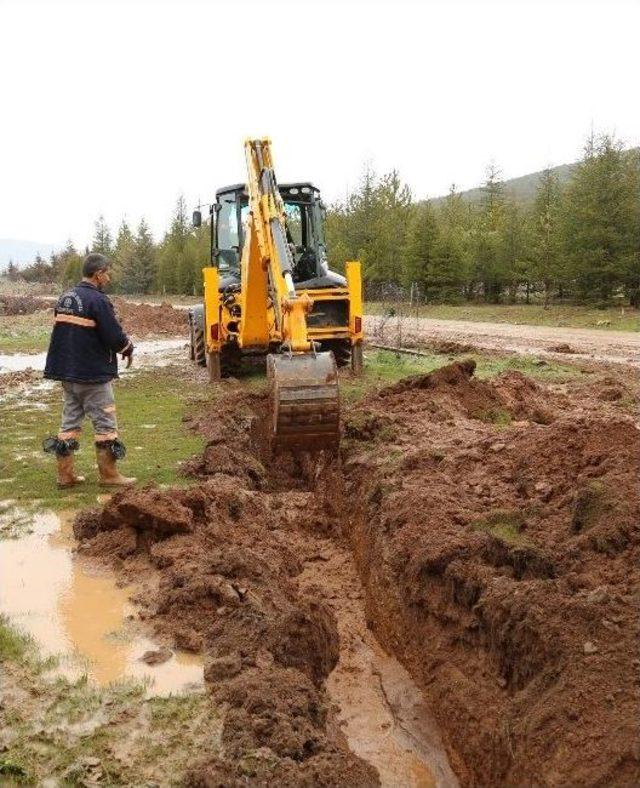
top-left (343, 361), bottom-right (640, 786)
top-left (74, 429), bottom-right (380, 785)
top-left (73, 361), bottom-right (640, 786)
top-left (111, 298), bottom-right (188, 338)
top-left (0, 295), bottom-right (187, 333)
top-left (0, 294), bottom-right (53, 315)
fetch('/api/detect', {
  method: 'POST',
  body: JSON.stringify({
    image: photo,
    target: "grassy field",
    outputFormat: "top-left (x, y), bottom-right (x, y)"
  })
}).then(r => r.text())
top-left (0, 615), bottom-right (220, 784)
top-left (0, 366), bottom-right (207, 520)
top-left (0, 311), bottom-right (52, 353)
top-left (366, 302), bottom-right (640, 331)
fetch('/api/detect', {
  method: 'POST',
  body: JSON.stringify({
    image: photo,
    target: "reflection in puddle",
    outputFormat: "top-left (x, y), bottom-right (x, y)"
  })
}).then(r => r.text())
top-left (0, 510), bottom-right (203, 696)
top-left (0, 339), bottom-right (186, 375)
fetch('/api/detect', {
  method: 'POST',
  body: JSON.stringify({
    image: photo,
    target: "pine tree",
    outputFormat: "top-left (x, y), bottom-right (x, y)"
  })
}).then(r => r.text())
top-left (471, 163), bottom-right (506, 301)
top-left (500, 202), bottom-right (532, 302)
top-left (112, 219), bottom-right (135, 291)
top-left (7, 260), bottom-right (19, 281)
top-left (437, 185), bottom-right (472, 301)
top-left (92, 215), bottom-right (113, 257)
top-left (326, 165), bottom-right (412, 287)
top-left (133, 219), bottom-right (157, 294)
top-left (563, 133), bottom-right (639, 303)
top-left (531, 167), bottom-right (563, 305)
top-left (158, 195), bottom-right (191, 293)
top-left (60, 241), bottom-right (83, 284)
top-left (402, 201), bottom-right (441, 298)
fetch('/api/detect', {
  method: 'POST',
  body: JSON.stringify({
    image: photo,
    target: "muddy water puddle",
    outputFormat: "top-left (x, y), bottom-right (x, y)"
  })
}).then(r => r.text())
top-left (327, 633), bottom-right (458, 788)
top-left (300, 540), bottom-right (458, 788)
top-left (0, 338), bottom-right (186, 375)
top-left (0, 508), bottom-right (203, 696)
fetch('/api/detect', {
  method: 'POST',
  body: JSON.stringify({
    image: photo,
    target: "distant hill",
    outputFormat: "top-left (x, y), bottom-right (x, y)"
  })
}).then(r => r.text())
top-left (453, 162), bottom-right (576, 204)
top-left (0, 239), bottom-right (58, 270)
top-left (433, 147), bottom-right (639, 205)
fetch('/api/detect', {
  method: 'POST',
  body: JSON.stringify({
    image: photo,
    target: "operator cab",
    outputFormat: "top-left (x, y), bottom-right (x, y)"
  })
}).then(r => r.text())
top-left (213, 182), bottom-right (346, 290)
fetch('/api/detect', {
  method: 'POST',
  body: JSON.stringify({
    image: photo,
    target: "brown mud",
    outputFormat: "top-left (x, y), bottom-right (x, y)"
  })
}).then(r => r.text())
top-left (73, 360), bottom-right (640, 786)
top-left (112, 297), bottom-right (188, 338)
top-left (73, 468), bottom-right (381, 784)
top-left (344, 361), bottom-right (640, 786)
top-left (0, 294), bottom-right (53, 315)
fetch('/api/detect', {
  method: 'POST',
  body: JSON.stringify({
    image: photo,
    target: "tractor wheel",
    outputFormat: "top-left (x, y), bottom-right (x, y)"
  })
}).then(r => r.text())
top-left (193, 326), bottom-right (207, 367)
top-left (188, 321), bottom-right (196, 361)
top-left (220, 344), bottom-right (242, 378)
top-left (324, 339), bottom-right (351, 368)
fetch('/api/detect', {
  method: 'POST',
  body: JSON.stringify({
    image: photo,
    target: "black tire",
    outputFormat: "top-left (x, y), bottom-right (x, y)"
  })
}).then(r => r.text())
top-left (194, 326), bottom-right (207, 367)
top-left (188, 321), bottom-right (196, 361)
top-left (321, 339), bottom-right (351, 368)
top-left (220, 343), bottom-right (242, 377)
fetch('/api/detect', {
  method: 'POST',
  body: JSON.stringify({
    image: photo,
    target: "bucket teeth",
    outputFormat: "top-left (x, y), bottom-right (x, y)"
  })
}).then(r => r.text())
top-left (267, 352), bottom-right (339, 453)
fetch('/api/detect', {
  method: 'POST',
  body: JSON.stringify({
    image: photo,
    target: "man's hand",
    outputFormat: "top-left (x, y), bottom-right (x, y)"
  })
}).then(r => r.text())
top-left (121, 342), bottom-right (134, 369)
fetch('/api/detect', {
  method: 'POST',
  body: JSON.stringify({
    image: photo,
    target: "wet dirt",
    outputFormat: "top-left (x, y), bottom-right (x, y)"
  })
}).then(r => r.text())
top-left (112, 297), bottom-right (189, 338)
top-left (0, 294), bottom-right (53, 316)
top-left (342, 361), bottom-right (640, 786)
top-left (367, 313), bottom-right (640, 367)
top-left (67, 357), bottom-right (640, 785)
top-left (72, 402), bottom-right (458, 785)
top-left (0, 508), bottom-right (203, 696)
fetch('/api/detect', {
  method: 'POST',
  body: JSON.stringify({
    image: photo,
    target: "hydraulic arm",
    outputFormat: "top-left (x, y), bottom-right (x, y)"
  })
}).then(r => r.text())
top-left (242, 138), bottom-right (340, 453)
top-left (195, 137), bottom-right (364, 454)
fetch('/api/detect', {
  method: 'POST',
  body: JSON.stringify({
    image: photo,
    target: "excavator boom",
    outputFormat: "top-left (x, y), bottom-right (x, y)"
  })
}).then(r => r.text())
top-left (243, 138), bottom-right (340, 453)
top-left (193, 138), bottom-right (363, 454)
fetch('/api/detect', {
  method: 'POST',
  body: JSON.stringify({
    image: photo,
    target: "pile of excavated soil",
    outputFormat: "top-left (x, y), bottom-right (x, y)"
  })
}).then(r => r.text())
top-left (72, 360), bottom-right (639, 786)
top-left (111, 298), bottom-right (189, 338)
top-left (342, 361), bottom-right (640, 786)
top-left (0, 294), bottom-right (52, 315)
top-left (74, 463), bottom-right (378, 785)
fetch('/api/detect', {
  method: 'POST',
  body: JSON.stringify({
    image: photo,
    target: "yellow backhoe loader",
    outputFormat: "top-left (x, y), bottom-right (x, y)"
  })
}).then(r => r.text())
top-left (189, 138), bottom-right (364, 453)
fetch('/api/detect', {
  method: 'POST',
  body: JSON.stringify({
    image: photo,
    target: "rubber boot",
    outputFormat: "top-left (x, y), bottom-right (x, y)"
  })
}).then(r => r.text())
top-left (96, 445), bottom-right (136, 487)
top-left (57, 454), bottom-right (86, 489)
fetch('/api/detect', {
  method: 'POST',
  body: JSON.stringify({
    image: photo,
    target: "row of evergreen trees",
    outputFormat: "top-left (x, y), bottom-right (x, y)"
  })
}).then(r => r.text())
top-left (13, 196), bottom-right (210, 296)
top-left (10, 133), bottom-right (640, 305)
top-left (326, 133), bottom-right (640, 305)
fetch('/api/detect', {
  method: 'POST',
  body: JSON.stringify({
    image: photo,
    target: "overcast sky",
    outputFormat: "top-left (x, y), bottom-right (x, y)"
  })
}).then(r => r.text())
top-left (1, 0), bottom-right (638, 250)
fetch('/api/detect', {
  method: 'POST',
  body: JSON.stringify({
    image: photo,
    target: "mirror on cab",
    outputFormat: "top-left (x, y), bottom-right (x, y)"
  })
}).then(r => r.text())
top-left (192, 209), bottom-right (202, 228)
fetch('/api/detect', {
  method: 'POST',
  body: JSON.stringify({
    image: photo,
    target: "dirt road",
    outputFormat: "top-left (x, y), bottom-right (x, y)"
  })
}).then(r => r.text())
top-left (366, 314), bottom-right (640, 367)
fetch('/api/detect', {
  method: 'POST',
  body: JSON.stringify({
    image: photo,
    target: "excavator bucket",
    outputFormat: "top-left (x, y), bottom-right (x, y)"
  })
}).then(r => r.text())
top-left (266, 351), bottom-right (339, 454)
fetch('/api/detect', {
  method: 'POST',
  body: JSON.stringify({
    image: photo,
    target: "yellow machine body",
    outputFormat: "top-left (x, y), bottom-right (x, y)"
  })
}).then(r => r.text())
top-left (197, 138), bottom-right (363, 452)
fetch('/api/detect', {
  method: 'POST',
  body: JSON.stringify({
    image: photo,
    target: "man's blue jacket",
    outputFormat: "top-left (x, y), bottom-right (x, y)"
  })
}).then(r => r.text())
top-left (44, 282), bottom-right (132, 383)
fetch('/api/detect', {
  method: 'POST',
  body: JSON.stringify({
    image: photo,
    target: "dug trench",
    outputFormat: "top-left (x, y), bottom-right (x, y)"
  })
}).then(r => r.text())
top-left (73, 360), bottom-right (640, 786)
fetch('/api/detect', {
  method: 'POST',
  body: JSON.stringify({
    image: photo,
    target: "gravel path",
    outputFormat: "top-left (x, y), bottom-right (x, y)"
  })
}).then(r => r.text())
top-left (365, 315), bottom-right (640, 367)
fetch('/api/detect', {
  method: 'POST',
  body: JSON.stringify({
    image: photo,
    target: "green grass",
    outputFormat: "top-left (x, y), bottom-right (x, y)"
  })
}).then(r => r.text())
top-left (0, 366), bottom-right (207, 514)
top-left (473, 353), bottom-right (583, 382)
top-left (0, 615), bottom-right (33, 661)
top-left (472, 510), bottom-right (528, 545)
top-left (571, 480), bottom-right (611, 533)
top-left (1, 613), bottom-right (218, 785)
top-left (474, 407), bottom-right (513, 426)
top-left (0, 311), bottom-right (52, 353)
top-left (366, 302), bottom-right (640, 331)
top-left (341, 348), bottom-right (585, 403)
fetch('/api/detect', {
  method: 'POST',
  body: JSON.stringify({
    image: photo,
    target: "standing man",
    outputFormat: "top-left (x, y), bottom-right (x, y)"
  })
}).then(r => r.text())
top-left (43, 253), bottom-right (136, 488)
